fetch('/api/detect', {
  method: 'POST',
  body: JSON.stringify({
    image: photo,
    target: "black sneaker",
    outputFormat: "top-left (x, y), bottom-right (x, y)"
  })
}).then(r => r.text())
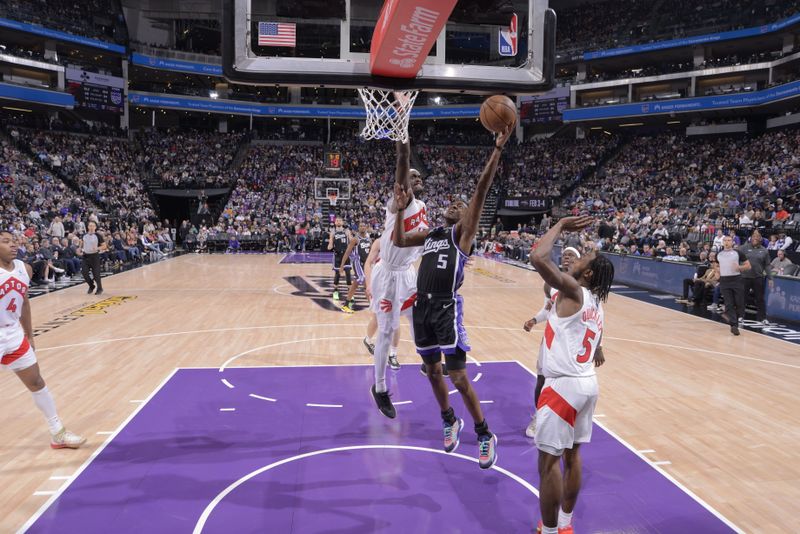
top-left (362, 337), bottom-right (375, 355)
top-left (371, 385), bottom-right (396, 419)
top-left (388, 354), bottom-right (400, 370)
top-left (95, 289), bottom-right (103, 296)
top-left (87, 286), bottom-right (95, 294)
top-left (731, 325), bottom-right (740, 336)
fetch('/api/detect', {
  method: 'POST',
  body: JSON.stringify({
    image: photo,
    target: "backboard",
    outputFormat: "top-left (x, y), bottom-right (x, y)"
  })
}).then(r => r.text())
top-left (222, 0), bottom-right (555, 95)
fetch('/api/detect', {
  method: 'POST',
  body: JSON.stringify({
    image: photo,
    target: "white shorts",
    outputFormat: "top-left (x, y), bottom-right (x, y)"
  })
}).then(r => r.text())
top-left (0, 325), bottom-right (37, 372)
top-left (535, 375), bottom-right (598, 456)
top-left (369, 261), bottom-right (417, 331)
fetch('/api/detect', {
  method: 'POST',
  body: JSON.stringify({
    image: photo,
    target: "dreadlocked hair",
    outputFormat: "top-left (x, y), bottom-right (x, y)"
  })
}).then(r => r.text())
top-left (588, 254), bottom-right (615, 302)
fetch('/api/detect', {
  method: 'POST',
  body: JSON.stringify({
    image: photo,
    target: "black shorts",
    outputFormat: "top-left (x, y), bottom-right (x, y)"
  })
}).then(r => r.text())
top-left (331, 253), bottom-right (351, 271)
top-left (413, 294), bottom-right (471, 370)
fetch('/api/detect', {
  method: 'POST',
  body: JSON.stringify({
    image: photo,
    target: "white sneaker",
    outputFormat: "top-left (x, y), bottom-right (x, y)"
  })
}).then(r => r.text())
top-left (761, 319), bottom-right (769, 325)
top-left (50, 428), bottom-right (86, 449)
top-left (525, 415), bottom-right (537, 438)
top-left (706, 304), bottom-right (718, 311)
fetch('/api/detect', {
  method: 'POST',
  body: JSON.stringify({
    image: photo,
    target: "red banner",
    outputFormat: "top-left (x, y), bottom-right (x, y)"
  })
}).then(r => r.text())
top-left (369, 0), bottom-right (458, 78)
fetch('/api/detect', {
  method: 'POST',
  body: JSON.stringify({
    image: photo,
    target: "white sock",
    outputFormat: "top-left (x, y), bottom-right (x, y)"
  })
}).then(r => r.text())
top-left (32, 387), bottom-right (63, 434)
top-left (542, 526), bottom-right (558, 534)
top-left (558, 509), bottom-right (573, 529)
top-left (373, 331), bottom-right (391, 393)
top-left (389, 347), bottom-right (397, 357)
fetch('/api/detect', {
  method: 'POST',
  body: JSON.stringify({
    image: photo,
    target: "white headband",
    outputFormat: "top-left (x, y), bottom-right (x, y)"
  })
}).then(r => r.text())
top-left (563, 247), bottom-right (582, 258)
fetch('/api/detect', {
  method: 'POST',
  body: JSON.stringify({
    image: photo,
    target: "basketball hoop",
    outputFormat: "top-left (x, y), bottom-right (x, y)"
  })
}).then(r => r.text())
top-left (358, 89), bottom-right (419, 144)
top-left (327, 190), bottom-right (338, 207)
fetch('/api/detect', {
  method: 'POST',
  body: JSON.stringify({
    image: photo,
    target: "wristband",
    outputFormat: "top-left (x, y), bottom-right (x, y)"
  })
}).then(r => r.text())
top-left (533, 306), bottom-right (549, 325)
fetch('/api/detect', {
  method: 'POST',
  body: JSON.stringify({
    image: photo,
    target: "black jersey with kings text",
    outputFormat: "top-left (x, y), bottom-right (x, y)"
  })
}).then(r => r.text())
top-left (355, 234), bottom-right (371, 264)
top-left (332, 229), bottom-right (349, 256)
top-left (417, 226), bottom-right (471, 296)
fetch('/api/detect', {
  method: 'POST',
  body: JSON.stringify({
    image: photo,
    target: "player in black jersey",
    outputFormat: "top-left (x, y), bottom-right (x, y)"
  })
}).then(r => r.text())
top-left (392, 125), bottom-right (512, 469)
top-left (339, 222), bottom-right (372, 313)
top-left (327, 217), bottom-right (352, 301)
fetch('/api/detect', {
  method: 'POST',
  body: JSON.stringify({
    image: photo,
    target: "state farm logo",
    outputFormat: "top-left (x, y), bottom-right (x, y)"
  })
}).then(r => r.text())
top-left (390, 7), bottom-right (441, 70)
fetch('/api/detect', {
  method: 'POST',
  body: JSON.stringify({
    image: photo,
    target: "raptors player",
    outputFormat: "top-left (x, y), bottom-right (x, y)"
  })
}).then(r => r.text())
top-left (0, 231), bottom-right (85, 449)
top-left (369, 140), bottom-right (427, 418)
top-left (530, 216), bottom-right (614, 534)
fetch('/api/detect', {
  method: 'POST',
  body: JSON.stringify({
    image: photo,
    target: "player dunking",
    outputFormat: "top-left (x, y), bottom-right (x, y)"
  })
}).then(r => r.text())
top-left (0, 231), bottom-right (85, 449)
top-left (327, 217), bottom-right (352, 302)
top-left (392, 125), bottom-right (512, 468)
top-left (369, 141), bottom-right (427, 418)
top-left (339, 222), bottom-right (372, 314)
top-left (530, 216), bottom-right (614, 534)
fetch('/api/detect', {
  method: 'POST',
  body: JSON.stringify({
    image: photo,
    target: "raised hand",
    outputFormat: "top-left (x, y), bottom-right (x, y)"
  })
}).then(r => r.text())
top-left (394, 182), bottom-right (409, 209)
top-left (559, 216), bottom-right (594, 232)
top-left (495, 124), bottom-right (514, 149)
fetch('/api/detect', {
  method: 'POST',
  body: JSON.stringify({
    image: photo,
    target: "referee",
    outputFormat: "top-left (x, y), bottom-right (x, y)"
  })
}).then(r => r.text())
top-left (80, 221), bottom-right (106, 295)
top-left (717, 235), bottom-right (751, 335)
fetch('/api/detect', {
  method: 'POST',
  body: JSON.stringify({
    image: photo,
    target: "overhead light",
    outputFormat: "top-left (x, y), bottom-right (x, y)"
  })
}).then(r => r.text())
top-left (589, 126), bottom-right (602, 130)
top-left (667, 120), bottom-right (681, 124)
top-left (434, 96), bottom-right (441, 104)
top-left (209, 91), bottom-right (219, 99)
top-left (603, 130), bottom-right (612, 135)
top-left (619, 122), bottom-right (644, 127)
top-left (2, 106), bottom-right (32, 112)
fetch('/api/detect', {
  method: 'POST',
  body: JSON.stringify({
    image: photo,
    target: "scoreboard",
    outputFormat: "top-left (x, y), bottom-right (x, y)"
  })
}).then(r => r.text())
top-left (66, 68), bottom-right (125, 113)
top-left (520, 86), bottom-right (569, 124)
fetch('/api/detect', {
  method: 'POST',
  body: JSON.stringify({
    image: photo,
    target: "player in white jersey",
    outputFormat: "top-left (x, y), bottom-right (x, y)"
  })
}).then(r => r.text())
top-left (523, 247), bottom-right (604, 438)
top-left (0, 231), bottom-right (85, 449)
top-left (530, 217), bottom-right (614, 534)
top-left (369, 140), bottom-right (428, 419)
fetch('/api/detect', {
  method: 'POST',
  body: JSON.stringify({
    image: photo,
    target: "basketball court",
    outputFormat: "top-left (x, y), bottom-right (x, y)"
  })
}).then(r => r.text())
top-left (3, 253), bottom-right (798, 532)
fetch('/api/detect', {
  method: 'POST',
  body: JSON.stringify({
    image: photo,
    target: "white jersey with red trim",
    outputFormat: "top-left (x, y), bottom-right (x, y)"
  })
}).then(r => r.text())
top-left (541, 287), bottom-right (603, 378)
top-left (379, 195), bottom-right (429, 269)
top-left (0, 260), bottom-right (29, 326)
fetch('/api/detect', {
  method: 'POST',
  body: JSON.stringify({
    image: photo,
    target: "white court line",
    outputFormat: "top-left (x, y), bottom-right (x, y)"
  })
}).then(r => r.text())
top-left (638, 449), bottom-right (656, 454)
top-left (654, 461), bottom-right (672, 465)
top-left (220, 379), bottom-right (234, 389)
top-left (474, 372), bottom-right (483, 382)
top-left (219, 408), bottom-right (236, 412)
top-left (95, 431), bottom-right (114, 435)
top-left (32, 491), bottom-right (56, 496)
top-left (305, 403), bottom-right (343, 408)
top-left (192, 444), bottom-right (539, 534)
top-left (129, 400), bottom-right (144, 403)
top-left (18, 368), bottom-right (179, 534)
top-left (393, 400), bottom-right (413, 406)
top-left (513, 360), bottom-right (743, 533)
top-left (594, 414), bottom-right (606, 418)
top-left (48, 476), bottom-right (70, 481)
top-left (248, 394), bottom-right (277, 403)
top-left (479, 400), bottom-right (494, 404)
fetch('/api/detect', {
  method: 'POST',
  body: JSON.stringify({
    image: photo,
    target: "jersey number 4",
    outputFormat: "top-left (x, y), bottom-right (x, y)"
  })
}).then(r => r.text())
top-left (576, 328), bottom-right (597, 363)
top-left (6, 298), bottom-right (17, 313)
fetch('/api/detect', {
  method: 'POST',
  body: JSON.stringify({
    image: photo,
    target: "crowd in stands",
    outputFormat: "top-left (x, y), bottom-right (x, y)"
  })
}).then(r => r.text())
top-left (559, 130), bottom-right (800, 259)
top-left (556, 0), bottom-right (800, 56)
top-left (137, 129), bottom-right (247, 189)
top-left (0, 0), bottom-right (127, 44)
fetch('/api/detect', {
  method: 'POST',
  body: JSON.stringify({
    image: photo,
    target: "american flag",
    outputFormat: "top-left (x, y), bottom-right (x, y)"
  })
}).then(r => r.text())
top-left (258, 22), bottom-right (296, 47)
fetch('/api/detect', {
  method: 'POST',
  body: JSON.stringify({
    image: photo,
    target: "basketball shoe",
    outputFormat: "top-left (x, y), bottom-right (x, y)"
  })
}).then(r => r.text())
top-left (444, 418), bottom-right (463, 453)
top-left (51, 428), bottom-right (86, 449)
top-left (332, 290), bottom-right (340, 301)
top-left (371, 385), bottom-right (396, 419)
top-left (340, 304), bottom-right (354, 314)
top-left (536, 521), bottom-right (573, 533)
top-left (388, 353), bottom-right (400, 370)
top-left (362, 337), bottom-right (375, 355)
top-left (478, 434), bottom-right (498, 469)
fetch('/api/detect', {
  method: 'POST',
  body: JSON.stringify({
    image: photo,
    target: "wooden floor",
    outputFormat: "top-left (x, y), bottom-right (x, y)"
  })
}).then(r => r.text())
top-left (1, 254), bottom-right (798, 532)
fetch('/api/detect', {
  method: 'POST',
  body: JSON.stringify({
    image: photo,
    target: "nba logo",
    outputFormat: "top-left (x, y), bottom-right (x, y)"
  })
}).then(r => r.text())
top-left (499, 14), bottom-right (517, 57)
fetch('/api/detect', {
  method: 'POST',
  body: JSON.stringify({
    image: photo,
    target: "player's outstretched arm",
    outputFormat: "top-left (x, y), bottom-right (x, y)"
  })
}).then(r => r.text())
top-left (531, 216), bottom-right (593, 303)
top-left (326, 229), bottom-right (334, 250)
top-left (21, 263), bottom-right (35, 350)
top-left (456, 125), bottom-right (512, 252)
top-left (395, 141), bottom-right (411, 190)
top-left (392, 183), bottom-right (428, 248)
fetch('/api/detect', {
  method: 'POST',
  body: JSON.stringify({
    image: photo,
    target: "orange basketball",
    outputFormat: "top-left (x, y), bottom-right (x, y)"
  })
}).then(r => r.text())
top-left (479, 95), bottom-right (517, 133)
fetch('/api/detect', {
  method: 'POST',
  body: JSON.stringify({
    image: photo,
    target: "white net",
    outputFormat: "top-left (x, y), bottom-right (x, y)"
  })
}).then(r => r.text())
top-left (358, 89), bottom-right (419, 144)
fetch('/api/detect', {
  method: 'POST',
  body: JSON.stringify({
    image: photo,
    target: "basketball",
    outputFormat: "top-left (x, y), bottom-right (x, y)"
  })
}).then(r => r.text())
top-left (480, 95), bottom-right (517, 133)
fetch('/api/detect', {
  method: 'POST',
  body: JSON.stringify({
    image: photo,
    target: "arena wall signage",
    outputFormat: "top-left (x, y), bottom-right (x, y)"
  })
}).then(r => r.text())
top-left (66, 68), bottom-right (125, 113)
top-left (584, 12), bottom-right (800, 60)
top-left (128, 92), bottom-right (481, 119)
top-left (563, 80), bottom-right (800, 122)
top-left (501, 196), bottom-right (550, 210)
top-left (0, 82), bottom-right (75, 108)
top-left (0, 17), bottom-right (126, 54)
top-left (130, 53), bottom-right (223, 76)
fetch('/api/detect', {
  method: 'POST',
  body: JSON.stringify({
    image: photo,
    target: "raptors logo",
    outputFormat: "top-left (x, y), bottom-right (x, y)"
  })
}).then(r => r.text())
top-left (380, 299), bottom-right (393, 312)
